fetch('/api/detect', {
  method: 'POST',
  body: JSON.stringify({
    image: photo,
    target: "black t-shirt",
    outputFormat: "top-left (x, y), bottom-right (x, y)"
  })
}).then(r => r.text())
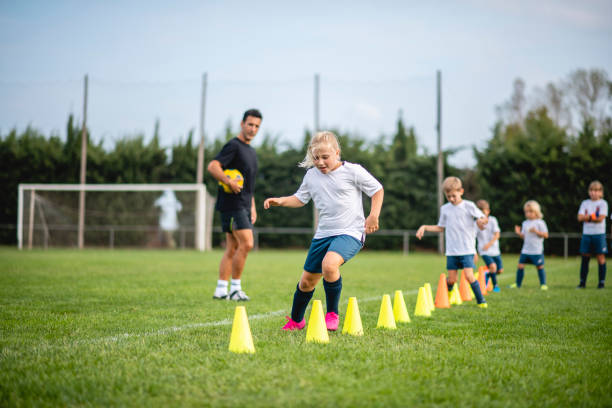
top-left (213, 137), bottom-right (258, 212)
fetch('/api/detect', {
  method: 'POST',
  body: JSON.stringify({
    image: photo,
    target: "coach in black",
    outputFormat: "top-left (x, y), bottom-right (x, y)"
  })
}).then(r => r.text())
top-left (207, 109), bottom-right (262, 301)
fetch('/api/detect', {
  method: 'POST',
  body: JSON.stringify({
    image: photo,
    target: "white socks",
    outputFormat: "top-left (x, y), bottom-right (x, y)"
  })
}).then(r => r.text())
top-left (214, 280), bottom-right (228, 297)
top-left (230, 279), bottom-right (242, 294)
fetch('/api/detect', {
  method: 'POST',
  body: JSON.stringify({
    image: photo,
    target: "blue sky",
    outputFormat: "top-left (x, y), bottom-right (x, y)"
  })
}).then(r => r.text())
top-left (1, 0), bottom-right (611, 167)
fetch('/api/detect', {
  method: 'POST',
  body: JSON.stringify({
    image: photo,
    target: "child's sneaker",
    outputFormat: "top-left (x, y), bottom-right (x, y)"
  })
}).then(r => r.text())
top-left (540, 285), bottom-right (549, 291)
top-left (597, 282), bottom-right (605, 289)
top-left (509, 283), bottom-right (519, 289)
top-left (325, 312), bottom-right (339, 331)
top-left (229, 290), bottom-right (250, 301)
top-left (282, 316), bottom-right (305, 331)
top-left (492, 286), bottom-right (500, 293)
top-left (477, 302), bottom-right (488, 309)
top-left (576, 284), bottom-right (586, 289)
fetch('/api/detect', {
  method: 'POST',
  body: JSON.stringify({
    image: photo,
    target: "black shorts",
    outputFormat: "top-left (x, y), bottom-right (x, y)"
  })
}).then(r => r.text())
top-left (220, 209), bottom-right (252, 233)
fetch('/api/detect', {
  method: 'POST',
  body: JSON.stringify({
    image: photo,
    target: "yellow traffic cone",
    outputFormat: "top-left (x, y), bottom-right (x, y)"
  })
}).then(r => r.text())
top-left (377, 294), bottom-right (397, 329)
top-left (414, 287), bottom-right (432, 317)
top-left (393, 290), bottom-right (411, 323)
top-left (424, 283), bottom-right (435, 312)
top-left (342, 296), bottom-right (364, 336)
top-left (306, 300), bottom-right (330, 343)
top-left (449, 283), bottom-right (463, 305)
top-left (228, 306), bottom-right (255, 354)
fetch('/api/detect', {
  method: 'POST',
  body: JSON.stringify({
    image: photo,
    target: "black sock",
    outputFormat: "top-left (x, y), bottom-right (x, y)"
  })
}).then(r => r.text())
top-left (580, 256), bottom-right (590, 285)
top-left (291, 283), bottom-right (314, 322)
top-left (323, 276), bottom-right (342, 315)
top-left (599, 263), bottom-right (607, 285)
top-left (470, 281), bottom-right (485, 304)
top-left (447, 279), bottom-right (453, 292)
top-left (489, 272), bottom-right (498, 287)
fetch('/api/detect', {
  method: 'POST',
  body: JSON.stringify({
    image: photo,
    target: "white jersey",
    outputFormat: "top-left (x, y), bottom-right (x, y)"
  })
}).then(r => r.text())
top-left (294, 161), bottom-right (383, 241)
top-left (578, 199), bottom-right (608, 235)
top-left (476, 215), bottom-right (501, 256)
top-left (520, 219), bottom-right (548, 255)
top-left (437, 200), bottom-right (485, 256)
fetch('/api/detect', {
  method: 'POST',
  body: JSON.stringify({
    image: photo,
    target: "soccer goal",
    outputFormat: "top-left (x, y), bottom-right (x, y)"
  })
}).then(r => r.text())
top-left (17, 184), bottom-right (215, 251)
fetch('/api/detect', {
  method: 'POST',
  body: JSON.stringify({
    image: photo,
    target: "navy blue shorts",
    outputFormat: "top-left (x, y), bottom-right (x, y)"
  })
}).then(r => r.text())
top-left (579, 234), bottom-right (608, 255)
top-left (220, 209), bottom-right (252, 233)
top-left (303, 235), bottom-right (363, 273)
top-left (446, 254), bottom-right (475, 270)
top-left (519, 253), bottom-right (545, 267)
top-left (481, 255), bottom-right (504, 271)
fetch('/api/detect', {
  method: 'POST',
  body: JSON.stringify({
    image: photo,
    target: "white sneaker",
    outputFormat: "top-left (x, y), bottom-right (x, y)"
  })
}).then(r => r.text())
top-left (213, 288), bottom-right (228, 300)
top-left (229, 290), bottom-right (250, 301)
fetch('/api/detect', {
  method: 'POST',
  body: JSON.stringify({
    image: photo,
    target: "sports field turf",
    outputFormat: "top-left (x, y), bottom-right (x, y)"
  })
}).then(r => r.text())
top-left (1, 247), bottom-right (611, 407)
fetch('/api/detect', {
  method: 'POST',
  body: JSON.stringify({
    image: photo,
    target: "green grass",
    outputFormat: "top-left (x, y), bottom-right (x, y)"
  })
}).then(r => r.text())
top-left (1, 247), bottom-right (611, 407)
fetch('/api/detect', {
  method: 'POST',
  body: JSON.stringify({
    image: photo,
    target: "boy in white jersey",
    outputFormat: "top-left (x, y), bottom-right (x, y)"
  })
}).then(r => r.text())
top-left (476, 200), bottom-right (504, 293)
top-left (511, 200), bottom-right (549, 290)
top-left (416, 177), bottom-right (489, 308)
top-left (577, 180), bottom-right (608, 289)
top-left (264, 131), bottom-right (384, 331)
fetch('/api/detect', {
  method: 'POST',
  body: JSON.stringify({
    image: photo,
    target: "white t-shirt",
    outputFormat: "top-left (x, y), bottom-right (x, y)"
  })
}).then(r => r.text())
top-left (437, 200), bottom-right (485, 256)
top-left (294, 161), bottom-right (383, 241)
top-left (476, 215), bottom-right (501, 256)
top-left (578, 199), bottom-right (608, 235)
top-left (520, 219), bottom-right (548, 255)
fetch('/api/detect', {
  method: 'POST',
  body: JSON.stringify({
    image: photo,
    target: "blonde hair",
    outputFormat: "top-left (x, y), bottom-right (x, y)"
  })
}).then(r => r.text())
top-left (298, 131), bottom-right (341, 168)
top-left (476, 199), bottom-right (490, 212)
top-left (442, 176), bottom-right (462, 193)
top-left (524, 200), bottom-right (543, 219)
top-left (589, 180), bottom-right (604, 194)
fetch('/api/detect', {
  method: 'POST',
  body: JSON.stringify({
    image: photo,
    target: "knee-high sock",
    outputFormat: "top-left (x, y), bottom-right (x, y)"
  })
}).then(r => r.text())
top-left (323, 276), bottom-right (342, 314)
top-left (291, 283), bottom-right (314, 322)
top-left (470, 281), bottom-right (485, 304)
top-left (516, 268), bottom-right (525, 287)
top-left (537, 268), bottom-right (546, 285)
top-left (580, 256), bottom-right (590, 285)
top-left (599, 263), bottom-right (607, 284)
top-left (489, 272), bottom-right (498, 287)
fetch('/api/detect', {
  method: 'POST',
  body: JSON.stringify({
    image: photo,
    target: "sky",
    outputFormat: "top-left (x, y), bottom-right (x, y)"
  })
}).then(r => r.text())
top-left (1, 0), bottom-right (611, 167)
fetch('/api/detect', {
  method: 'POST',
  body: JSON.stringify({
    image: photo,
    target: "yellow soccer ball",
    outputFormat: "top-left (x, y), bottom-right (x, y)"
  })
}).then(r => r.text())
top-left (219, 169), bottom-right (244, 193)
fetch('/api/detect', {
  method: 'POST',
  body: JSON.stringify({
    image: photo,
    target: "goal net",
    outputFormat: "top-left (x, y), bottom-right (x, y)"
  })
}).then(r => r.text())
top-left (17, 184), bottom-right (214, 251)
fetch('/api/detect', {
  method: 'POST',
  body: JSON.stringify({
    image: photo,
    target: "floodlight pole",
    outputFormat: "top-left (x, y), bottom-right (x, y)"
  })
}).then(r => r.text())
top-left (78, 74), bottom-right (88, 249)
top-left (313, 73), bottom-right (320, 231)
top-left (195, 72), bottom-right (208, 251)
top-left (436, 70), bottom-right (444, 254)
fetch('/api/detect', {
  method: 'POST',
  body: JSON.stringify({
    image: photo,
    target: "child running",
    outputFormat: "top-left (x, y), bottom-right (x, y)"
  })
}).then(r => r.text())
top-left (511, 200), bottom-right (549, 290)
top-left (577, 181), bottom-right (608, 289)
top-left (476, 199), bottom-right (504, 292)
top-left (416, 176), bottom-right (488, 308)
top-left (263, 131), bottom-right (384, 331)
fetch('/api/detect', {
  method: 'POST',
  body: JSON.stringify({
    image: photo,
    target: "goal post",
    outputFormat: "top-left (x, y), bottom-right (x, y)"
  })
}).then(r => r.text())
top-left (17, 183), bottom-right (212, 251)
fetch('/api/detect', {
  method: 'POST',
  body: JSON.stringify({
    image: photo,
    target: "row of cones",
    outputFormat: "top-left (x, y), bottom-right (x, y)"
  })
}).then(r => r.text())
top-left (229, 267), bottom-right (493, 353)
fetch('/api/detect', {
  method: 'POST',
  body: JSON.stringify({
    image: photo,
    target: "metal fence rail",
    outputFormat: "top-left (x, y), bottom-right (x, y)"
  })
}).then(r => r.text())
top-left (2, 223), bottom-right (605, 259)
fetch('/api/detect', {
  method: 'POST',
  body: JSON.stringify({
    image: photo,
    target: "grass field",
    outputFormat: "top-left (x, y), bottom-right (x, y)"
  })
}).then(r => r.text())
top-left (1, 247), bottom-right (611, 407)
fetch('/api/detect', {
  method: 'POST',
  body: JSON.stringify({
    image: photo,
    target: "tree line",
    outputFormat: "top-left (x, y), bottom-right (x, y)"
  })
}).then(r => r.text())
top-left (1, 68), bottom-right (610, 253)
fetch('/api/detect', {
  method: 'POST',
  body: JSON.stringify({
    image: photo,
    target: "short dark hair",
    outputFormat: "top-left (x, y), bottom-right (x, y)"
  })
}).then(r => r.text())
top-left (242, 109), bottom-right (262, 122)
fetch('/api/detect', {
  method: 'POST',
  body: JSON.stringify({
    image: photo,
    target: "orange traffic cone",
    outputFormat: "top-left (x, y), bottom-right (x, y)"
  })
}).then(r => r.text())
top-left (435, 273), bottom-right (451, 309)
top-left (477, 266), bottom-right (488, 295)
top-left (459, 270), bottom-right (473, 301)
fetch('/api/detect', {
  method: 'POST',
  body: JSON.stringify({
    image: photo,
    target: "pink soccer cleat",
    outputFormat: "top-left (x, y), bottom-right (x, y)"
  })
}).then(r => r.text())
top-left (325, 312), bottom-right (339, 331)
top-left (282, 316), bottom-right (305, 331)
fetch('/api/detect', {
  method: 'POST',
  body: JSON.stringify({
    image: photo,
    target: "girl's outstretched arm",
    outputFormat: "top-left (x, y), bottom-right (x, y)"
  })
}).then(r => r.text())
top-left (263, 195), bottom-right (305, 209)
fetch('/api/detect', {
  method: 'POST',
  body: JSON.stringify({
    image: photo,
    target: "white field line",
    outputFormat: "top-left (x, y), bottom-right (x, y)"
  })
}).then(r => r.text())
top-left (80, 289), bottom-right (421, 346)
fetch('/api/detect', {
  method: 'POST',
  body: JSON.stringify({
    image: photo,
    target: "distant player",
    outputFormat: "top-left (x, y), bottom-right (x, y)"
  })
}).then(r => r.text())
top-left (511, 200), bottom-right (549, 290)
top-left (416, 176), bottom-right (489, 308)
top-left (207, 109), bottom-right (262, 301)
top-left (264, 131), bottom-right (384, 331)
top-left (475, 199), bottom-right (504, 292)
top-left (577, 181), bottom-right (607, 289)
